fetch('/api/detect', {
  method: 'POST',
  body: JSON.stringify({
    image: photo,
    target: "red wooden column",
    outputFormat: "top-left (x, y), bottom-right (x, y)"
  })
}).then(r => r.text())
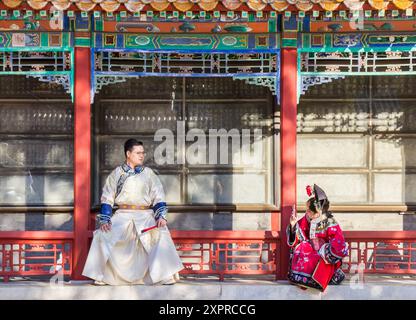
top-left (271, 96), bottom-right (280, 280)
top-left (72, 47), bottom-right (91, 280)
top-left (278, 47), bottom-right (298, 280)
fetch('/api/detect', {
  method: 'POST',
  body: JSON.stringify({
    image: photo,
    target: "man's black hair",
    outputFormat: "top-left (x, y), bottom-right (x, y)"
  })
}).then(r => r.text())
top-left (124, 139), bottom-right (144, 157)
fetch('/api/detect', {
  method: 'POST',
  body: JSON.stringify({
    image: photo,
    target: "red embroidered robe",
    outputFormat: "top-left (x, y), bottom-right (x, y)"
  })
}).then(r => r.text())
top-left (287, 213), bottom-right (349, 291)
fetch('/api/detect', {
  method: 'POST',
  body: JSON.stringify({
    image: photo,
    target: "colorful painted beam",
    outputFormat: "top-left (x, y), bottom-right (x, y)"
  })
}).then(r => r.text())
top-left (1, 0), bottom-right (415, 12)
top-left (0, 31), bottom-right (72, 49)
top-left (94, 32), bottom-right (279, 51)
top-left (300, 32), bottom-right (416, 51)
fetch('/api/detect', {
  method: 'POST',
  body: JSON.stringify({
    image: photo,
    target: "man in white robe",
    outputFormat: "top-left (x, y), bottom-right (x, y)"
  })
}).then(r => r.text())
top-left (82, 139), bottom-right (184, 285)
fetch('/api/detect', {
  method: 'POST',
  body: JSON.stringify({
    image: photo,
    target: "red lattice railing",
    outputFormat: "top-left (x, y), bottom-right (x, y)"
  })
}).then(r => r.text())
top-left (342, 232), bottom-right (416, 275)
top-left (171, 231), bottom-right (279, 281)
top-left (0, 230), bottom-right (415, 281)
top-left (0, 232), bottom-right (72, 282)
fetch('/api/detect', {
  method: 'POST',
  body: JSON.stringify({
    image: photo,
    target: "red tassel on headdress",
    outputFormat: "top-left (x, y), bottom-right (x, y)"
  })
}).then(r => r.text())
top-left (306, 185), bottom-right (313, 197)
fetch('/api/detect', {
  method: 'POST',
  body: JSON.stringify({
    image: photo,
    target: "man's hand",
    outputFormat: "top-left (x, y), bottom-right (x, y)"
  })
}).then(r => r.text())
top-left (100, 223), bottom-right (112, 232)
top-left (157, 218), bottom-right (167, 228)
top-left (289, 205), bottom-right (297, 228)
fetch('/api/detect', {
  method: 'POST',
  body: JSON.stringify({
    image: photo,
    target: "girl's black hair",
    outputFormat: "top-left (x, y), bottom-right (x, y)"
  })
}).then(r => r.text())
top-left (307, 197), bottom-right (334, 218)
top-left (307, 197), bottom-right (318, 213)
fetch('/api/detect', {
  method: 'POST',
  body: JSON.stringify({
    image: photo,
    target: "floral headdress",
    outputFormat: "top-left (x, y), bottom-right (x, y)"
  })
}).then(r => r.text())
top-left (305, 184), bottom-right (328, 211)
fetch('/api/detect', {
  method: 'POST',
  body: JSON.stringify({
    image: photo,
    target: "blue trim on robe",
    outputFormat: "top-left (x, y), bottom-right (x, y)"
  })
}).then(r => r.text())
top-left (98, 203), bottom-right (113, 225)
top-left (121, 163), bottom-right (144, 174)
top-left (152, 201), bottom-right (168, 220)
top-left (116, 163), bottom-right (145, 198)
top-left (323, 244), bottom-right (342, 264)
top-left (134, 165), bottom-right (144, 174)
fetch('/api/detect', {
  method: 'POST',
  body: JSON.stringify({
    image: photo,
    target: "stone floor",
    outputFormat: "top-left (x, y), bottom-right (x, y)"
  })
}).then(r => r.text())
top-left (0, 275), bottom-right (415, 300)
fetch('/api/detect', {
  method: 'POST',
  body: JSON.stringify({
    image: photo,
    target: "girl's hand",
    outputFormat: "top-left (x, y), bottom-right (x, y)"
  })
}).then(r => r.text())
top-left (289, 205), bottom-right (297, 228)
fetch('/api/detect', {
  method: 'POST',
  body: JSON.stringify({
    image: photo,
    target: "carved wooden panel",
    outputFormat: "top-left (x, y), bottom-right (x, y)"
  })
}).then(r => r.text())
top-left (372, 75), bottom-right (416, 99)
top-left (186, 77), bottom-right (268, 99)
top-left (0, 76), bottom-right (74, 209)
top-left (0, 139), bottom-right (73, 168)
top-left (0, 102), bottom-right (73, 134)
top-left (0, 75), bottom-right (68, 98)
top-left (0, 173), bottom-right (73, 205)
top-left (297, 101), bottom-right (370, 133)
top-left (96, 76), bottom-right (183, 100)
top-left (298, 75), bottom-right (416, 206)
top-left (186, 102), bottom-right (273, 132)
top-left (302, 76), bottom-right (369, 99)
top-left (97, 101), bottom-right (181, 134)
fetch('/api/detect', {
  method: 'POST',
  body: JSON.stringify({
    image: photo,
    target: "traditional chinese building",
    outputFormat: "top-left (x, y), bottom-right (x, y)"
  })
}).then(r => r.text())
top-left (0, 0), bottom-right (415, 282)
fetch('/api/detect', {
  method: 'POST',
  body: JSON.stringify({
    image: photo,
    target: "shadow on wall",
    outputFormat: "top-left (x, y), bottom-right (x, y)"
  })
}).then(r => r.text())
top-left (0, 75), bottom-right (73, 231)
top-left (93, 76), bottom-right (277, 232)
top-left (299, 75), bottom-right (416, 271)
top-left (299, 75), bottom-right (416, 219)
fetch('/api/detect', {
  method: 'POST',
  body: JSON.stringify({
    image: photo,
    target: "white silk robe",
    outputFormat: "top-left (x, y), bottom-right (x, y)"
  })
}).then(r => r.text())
top-left (82, 166), bottom-right (184, 285)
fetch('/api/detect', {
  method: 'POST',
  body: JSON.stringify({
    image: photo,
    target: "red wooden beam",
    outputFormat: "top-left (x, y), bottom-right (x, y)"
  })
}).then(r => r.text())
top-left (0, 231), bottom-right (73, 240)
top-left (86, 230), bottom-right (280, 240)
top-left (170, 230), bottom-right (280, 240)
top-left (344, 231), bottom-right (416, 240)
top-left (72, 47), bottom-right (91, 280)
top-left (279, 47), bottom-right (298, 280)
top-left (2, 230), bottom-right (415, 242)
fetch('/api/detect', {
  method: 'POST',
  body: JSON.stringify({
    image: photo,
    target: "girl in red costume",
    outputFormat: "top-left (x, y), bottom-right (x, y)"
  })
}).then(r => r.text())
top-left (287, 185), bottom-right (349, 292)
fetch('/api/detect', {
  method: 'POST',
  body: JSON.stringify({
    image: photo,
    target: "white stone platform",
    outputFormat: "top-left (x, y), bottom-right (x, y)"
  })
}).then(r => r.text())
top-left (0, 275), bottom-right (415, 300)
